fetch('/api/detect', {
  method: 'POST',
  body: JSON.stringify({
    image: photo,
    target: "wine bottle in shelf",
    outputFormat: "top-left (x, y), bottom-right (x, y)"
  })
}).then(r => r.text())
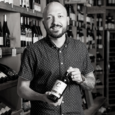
top-left (107, 0), bottom-right (115, 6)
top-left (3, 14), bottom-right (10, 47)
top-left (89, 53), bottom-right (95, 63)
top-left (0, 22), bottom-right (3, 47)
top-left (96, 52), bottom-right (103, 61)
top-left (0, 71), bottom-right (7, 83)
top-left (97, 0), bottom-right (103, 6)
top-left (65, 4), bottom-right (76, 26)
top-left (97, 14), bottom-right (103, 31)
top-left (96, 78), bottom-right (103, 85)
top-left (22, 0), bottom-right (26, 8)
top-left (67, 26), bottom-right (73, 38)
top-left (105, 13), bottom-right (115, 30)
top-left (0, 102), bottom-right (12, 115)
top-left (77, 4), bottom-right (85, 29)
top-left (96, 31), bottom-right (103, 49)
top-left (20, 16), bottom-right (26, 47)
top-left (95, 64), bottom-right (103, 74)
top-left (4, 0), bottom-right (9, 4)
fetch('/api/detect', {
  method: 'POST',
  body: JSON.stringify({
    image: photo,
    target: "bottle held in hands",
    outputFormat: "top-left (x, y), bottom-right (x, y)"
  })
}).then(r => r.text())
top-left (47, 73), bottom-right (71, 102)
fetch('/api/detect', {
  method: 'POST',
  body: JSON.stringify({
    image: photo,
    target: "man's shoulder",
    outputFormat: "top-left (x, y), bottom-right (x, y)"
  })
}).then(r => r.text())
top-left (72, 38), bottom-right (86, 47)
top-left (25, 38), bottom-right (46, 52)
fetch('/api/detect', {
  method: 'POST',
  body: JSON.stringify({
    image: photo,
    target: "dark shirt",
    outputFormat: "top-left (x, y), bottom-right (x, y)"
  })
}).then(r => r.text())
top-left (18, 35), bottom-right (94, 115)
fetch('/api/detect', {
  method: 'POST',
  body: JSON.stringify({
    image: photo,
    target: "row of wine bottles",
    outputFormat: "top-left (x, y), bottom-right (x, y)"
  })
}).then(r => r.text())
top-left (20, 0), bottom-right (41, 12)
top-left (0, 14), bottom-right (10, 47)
top-left (88, 0), bottom-right (103, 6)
top-left (20, 16), bottom-right (43, 47)
top-left (0, 102), bottom-right (12, 115)
top-left (105, 13), bottom-right (115, 30)
top-left (0, 71), bottom-right (18, 84)
top-left (107, 0), bottom-right (115, 6)
top-left (89, 51), bottom-right (103, 63)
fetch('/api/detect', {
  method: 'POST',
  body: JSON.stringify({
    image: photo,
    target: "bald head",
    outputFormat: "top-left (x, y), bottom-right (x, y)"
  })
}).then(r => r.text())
top-left (43, 2), bottom-right (67, 20)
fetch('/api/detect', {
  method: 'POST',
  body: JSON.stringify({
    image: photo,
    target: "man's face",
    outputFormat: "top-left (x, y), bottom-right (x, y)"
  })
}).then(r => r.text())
top-left (43, 3), bottom-right (68, 38)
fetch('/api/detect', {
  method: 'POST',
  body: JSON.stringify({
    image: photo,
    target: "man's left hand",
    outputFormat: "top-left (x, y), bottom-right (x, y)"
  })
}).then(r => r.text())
top-left (67, 67), bottom-right (84, 84)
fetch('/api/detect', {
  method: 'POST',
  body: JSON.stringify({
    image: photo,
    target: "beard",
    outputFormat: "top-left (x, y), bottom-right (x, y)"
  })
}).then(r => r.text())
top-left (45, 24), bottom-right (68, 38)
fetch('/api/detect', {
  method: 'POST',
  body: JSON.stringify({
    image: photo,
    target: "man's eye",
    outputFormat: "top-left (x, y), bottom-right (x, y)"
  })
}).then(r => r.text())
top-left (58, 15), bottom-right (63, 18)
top-left (46, 17), bottom-right (51, 20)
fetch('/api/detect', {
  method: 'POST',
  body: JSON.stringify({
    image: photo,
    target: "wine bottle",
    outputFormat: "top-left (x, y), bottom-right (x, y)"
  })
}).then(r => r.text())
top-left (47, 73), bottom-right (71, 102)
top-left (67, 26), bottom-right (73, 38)
top-left (26, 0), bottom-right (30, 9)
top-left (96, 52), bottom-right (103, 61)
top-left (0, 22), bottom-right (3, 47)
top-left (32, 20), bottom-right (38, 43)
top-left (22, 0), bottom-right (26, 8)
top-left (20, 16), bottom-right (26, 47)
top-left (9, 0), bottom-right (13, 4)
top-left (108, 0), bottom-right (112, 6)
top-left (97, 0), bottom-right (102, 6)
top-left (4, 0), bottom-right (9, 4)
top-left (3, 14), bottom-right (10, 47)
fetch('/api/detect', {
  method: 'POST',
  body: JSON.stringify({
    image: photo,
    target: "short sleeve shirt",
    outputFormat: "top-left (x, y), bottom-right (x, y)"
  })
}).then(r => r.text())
top-left (18, 35), bottom-right (94, 115)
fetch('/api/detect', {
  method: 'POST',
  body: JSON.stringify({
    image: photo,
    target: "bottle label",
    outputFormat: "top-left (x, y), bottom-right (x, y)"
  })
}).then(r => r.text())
top-left (51, 80), bottom-right (67, 98)
top-left (12, 48), bottom-right (16, 57)
top-left (34, 3), bottom-right (41, 12)
top-left (70, 13), bottom-right (76, 21)
top-left (0, 37), bottom-right (3, 45)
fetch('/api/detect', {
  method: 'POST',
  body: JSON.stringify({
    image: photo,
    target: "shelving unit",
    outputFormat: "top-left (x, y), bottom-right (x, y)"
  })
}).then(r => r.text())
top-left (1, 0), bottom-right (115, 114)
top-left (1, 47), bottom-right (24, 56)
top-left (0, 2), bottom-right (43, 18)
top-left (105, 30), bottom-right (115, 112)
top-left (0, 0), bottom-right (46, 115)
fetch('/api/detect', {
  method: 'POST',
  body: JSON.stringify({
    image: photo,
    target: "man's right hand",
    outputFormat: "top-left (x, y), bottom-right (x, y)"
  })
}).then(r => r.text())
top-left (41, 91), bottom-right (63, 106)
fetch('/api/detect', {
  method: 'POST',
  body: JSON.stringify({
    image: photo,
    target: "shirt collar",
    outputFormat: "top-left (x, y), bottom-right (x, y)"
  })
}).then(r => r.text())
top-left (45, 34), bottom-right (70, 49)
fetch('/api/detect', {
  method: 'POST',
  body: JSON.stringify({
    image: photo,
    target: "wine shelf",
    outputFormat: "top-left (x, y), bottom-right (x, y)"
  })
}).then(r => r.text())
top-left (84, 97), bottom-right (106, 115)
top-left (0, 80), bottom-right (17, 91)
top-left (86, 6), bottom-right (105, 14)
top-left (1, 47), bottom-right (24, 56)
top-left (0, 2), bottom-right (43, 18)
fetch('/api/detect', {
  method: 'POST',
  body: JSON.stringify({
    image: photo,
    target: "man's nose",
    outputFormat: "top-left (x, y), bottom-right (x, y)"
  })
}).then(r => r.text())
top-left (52, 17), bottom-right (58, 24)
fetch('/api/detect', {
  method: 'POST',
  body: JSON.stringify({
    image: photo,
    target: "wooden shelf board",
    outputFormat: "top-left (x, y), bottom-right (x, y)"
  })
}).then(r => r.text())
top-left (0, 80), bottom-right (18, 91)
top-left (106, 7), bottom-right (115, 10)
top-left (65, 0), bottom-right (87, 4)
top-left (12, 109), bottom-right (22, 115)
top-left (84, 97), bottom-right (106, 115)
top-left (86, 6), bottom-right (105, 14)
top-left (1, 47), bottom-right (25, 56)
top-left (95, 85), bottom-right (104, 89)
top-left (0, 2), bottom-right (42, 18)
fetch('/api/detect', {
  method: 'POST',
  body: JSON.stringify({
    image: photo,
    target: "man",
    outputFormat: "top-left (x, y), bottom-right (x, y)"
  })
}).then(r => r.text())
top-left (17, 1), bottom-right (95, 115)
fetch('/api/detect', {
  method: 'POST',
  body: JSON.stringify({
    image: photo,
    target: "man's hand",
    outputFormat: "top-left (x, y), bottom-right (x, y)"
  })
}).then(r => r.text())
top-left (42, 91), bottom-right (63, 106)
top-left (67, 67), bottom-right (84, 84)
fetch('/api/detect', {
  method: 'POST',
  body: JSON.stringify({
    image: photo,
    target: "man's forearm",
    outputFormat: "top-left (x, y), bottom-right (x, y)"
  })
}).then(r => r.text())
top-left (80, 74), bottom-right (95, 90)
top-left (17, 85), bottom-right (43, 101)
